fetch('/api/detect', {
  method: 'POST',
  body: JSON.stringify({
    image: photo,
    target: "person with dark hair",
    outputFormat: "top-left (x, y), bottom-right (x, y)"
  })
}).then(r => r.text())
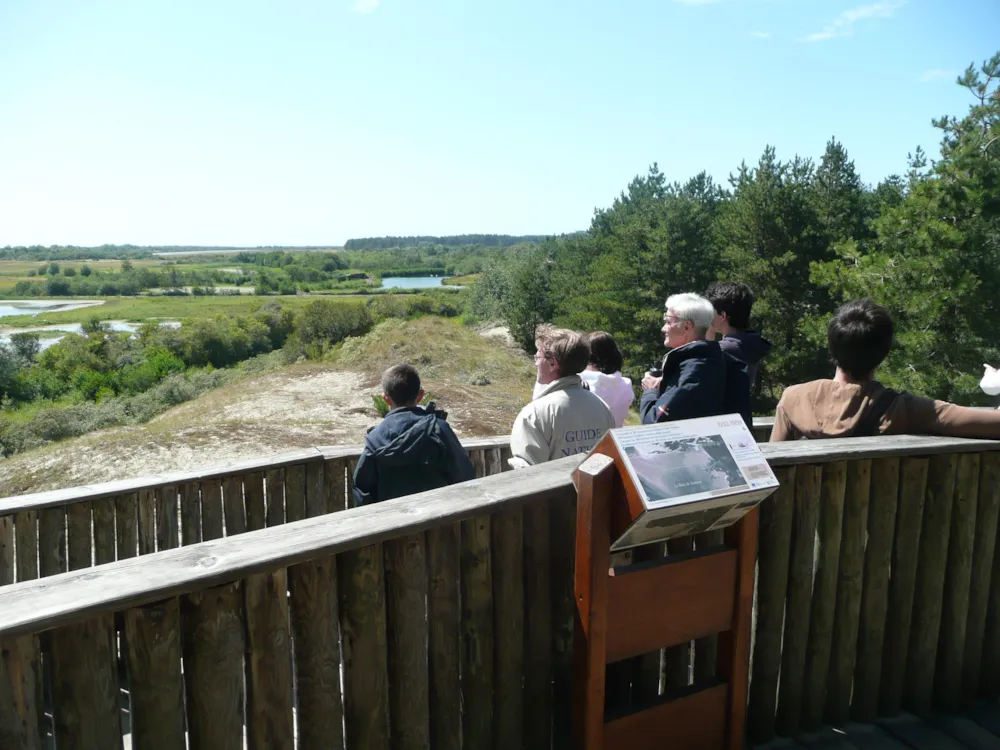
top-left (771, 299), bottom-right (1000, 441)
top-left (352, 364), bottom-right (475, 505)
top-left (510, 325), bottom-right (614, 467)
top-left (705, 281), bottom-right (772, 387)
top-left (579, 331), bottom-right (634, 428)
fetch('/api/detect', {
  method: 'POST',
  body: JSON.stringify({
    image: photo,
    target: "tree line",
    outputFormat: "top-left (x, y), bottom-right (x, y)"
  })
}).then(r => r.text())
top-left (474, 54), bottom-right (1000, 410)
top-left (343, 234), bottom-right (571, 250)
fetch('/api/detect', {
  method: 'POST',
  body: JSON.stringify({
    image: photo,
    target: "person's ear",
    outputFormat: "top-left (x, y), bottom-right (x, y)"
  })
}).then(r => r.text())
top-left (383, 391), bottom-right (395, 408)
top-left (417, 389), bottom-right (425, 403)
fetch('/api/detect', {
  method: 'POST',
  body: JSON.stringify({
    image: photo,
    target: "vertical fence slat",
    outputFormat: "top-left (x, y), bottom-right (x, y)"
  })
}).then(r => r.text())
top-left (0, 634), bottom-right (42, 750)
top-left (285, 465), bottom-right (307, 523)
top-left (266, 469), bottom-right (286, 527)
top-left (222, 476), bottom-right (246, 536)
top-left (245, 570), bottom-right (295, 750)
top-left (339, 543), bottom-right (390, 750)
top-left (904, 453), bottom-right (957, 716)
top-left (934, 452), bottom-right (979, 711)
top-left (825, 459), bottom-right (871, 726)
top-left (346, 458), bottom-right (358, 507)
top-left (427, 523), bottom-right (461, 750)
top-left (50, 614), bottom-right (121, 750)
top-left (550, 487), bottom-right (576, 750)
top-left (493, 505), bottom-right (525, 748)
top-left (155, 485), bottom-right (179, 551)
top-left (523, 501), bottom-right (553, 750)
top-left (852, 457), bottom-right (899, 723)
top-left (66, 501), bottom-right (92, 571)
top-left (776, 463), bottom-right (822, 737)
top-left (289, 556), bottom-right (345, 750)
top-left (14, 511), bottom-right (38, 581)
top-left (747, 465), bottom-right (796, 744)
top-left (306, 462), bottom-right (326, 519)
top-left (879, 456), bottom-right (928, 716)
top-left (802, 461), bottom-right (847, 732)
top-left (245, 471), bottom-right (266, 532)
top-left (124, 599), bottom-right (186, 750)
top-left (461, 513), bottom-right (494, 750)
top-left (385, 533), bottom-right (430, 750)
top-left (0, 515), bottom-right (12, 586)
top-left (37, 506), bottom-right (66, 577)
top-left (201, 479), bottom-right (224, 541)
top-left (138, 488), bottom-right (156, 554)
top-left (183, 583), bottom-right (246, 750)
top-left (116, 492), bottom-right (139, 559)
top-left (328, 458), bottom-right (348, 513)
top-left (971, 453), bottom-right (1000, 696)
top-left (180, 483), bottom-right (201, 546)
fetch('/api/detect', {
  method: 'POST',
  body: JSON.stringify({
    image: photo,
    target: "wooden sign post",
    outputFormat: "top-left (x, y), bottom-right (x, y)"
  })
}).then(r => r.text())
top-left (572, 439), bottom-right (760, 750)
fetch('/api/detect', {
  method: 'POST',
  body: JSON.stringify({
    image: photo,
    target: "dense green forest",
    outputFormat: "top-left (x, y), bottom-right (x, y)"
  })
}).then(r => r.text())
top-left (474, 54), bottom-right (1000, 409)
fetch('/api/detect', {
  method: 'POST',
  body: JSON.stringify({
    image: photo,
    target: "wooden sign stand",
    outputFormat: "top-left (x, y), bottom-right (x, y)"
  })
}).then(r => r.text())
top-left (571, 450), bottom-right (758, 750)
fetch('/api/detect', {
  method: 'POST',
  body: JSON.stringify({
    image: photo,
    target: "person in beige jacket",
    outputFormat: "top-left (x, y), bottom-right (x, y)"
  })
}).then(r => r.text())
top-left (771, 299), bottom-right (1000, 441)
top-left (509, 325), bottom-right (614, 468)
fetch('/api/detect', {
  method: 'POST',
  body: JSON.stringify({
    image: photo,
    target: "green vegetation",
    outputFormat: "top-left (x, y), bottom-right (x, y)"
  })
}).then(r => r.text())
top-left (474, 53), bottom-right (1000, 410)
top-left (343, 234), bottom-right (559, 250)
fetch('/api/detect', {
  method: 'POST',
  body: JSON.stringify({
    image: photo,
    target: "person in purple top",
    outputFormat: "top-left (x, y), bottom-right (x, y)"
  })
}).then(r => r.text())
top-left (705, 281), bottom-right (772, 389)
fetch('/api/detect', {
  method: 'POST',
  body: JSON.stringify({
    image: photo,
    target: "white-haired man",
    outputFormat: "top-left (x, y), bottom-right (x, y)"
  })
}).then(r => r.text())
top-left (640, 293), bottom-right (752, 427)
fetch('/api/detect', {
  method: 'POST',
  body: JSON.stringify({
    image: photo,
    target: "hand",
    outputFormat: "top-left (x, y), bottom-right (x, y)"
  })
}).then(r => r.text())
top-left (642, 373), bottom-right (662, 391)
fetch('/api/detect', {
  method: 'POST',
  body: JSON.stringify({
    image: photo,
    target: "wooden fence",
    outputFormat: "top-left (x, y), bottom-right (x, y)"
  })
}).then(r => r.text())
top-left (3, 430), bottom-right (999, 750)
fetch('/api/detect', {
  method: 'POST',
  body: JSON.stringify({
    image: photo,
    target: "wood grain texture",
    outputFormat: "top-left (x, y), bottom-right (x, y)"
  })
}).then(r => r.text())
top-left (49, 614), bottom-right (121, 750)
top-left (283, 464), bottom-right (306, 523)
top-left (244, 471), bottom-right (266, 533)
top-left (522, 500), bottom-right (553, 750)
top-left (307, 461), bottom-right (327, 517)
top-left (0, 634), bottom-right (42, 750)
top-left (244, 569), bottom-right (295, 750)
top-left (265, 469), bottom-right (285, 528)
top-left (747, 465), bottom-right (796, 745)
top-left (66, 501), bottom-right (91, 571)
top-left (776, 464), bottom-right (822, 737)
top-left (603, 682), bottom-right (728, 750)
top-left (879, 456), bottom-right (928, 717)
top-left (493, 505), bottom-right (525, 749)
top-left (338, 543), bottom-right (390, 750)
top-left (384, 533), bottom-right (430, 750)
top-left (124, 599), bottom-right (186, 750)
top-left (0, 516), bottom-right (12, 586)
top-left (427, 523), bottom-right (461, 750)
top-left (802, 460), bottom-right (848, 731)
top-left (852, 457), bottom-right (899, 723)
top-left (179, 482), bottom-right (201, 546)
top-left (200, 479), bottom-right (224, 541)
top-left (905, 453), bottom-right (958, 716)
top-left (826, 459), bottom-right (871, 726)
top-left (37, 506), bottom-right (66, 577)
top-left (550, 486), bottom-right (577, 750)
top-left (632, 539), bottom-right (668, 700)
top-left (138, 488), bottom-right (156, 554)
top-left (934, 452), bottom-right (979, 711)
top-left (116, 492), bottom-right (139, 559)
top-left (154, 484), bottom-right (179, 551)
top-left (222, 476), bottom-right (246, 536)
top-left (964, 453), bottom-right (1000, 699)
top-left (182, 583), bottom-right (246, 750)
top-left (327, 458), bottom-right (348, 513)
top-left (288, 556), bottom-right (344, 750)
top-left (13, 512), bottom-right (37, 582)
top-left (692, 529), bottom-right (724, 683)
top-left (461, 513), bottom-right (494, 750)
top-left (978, 454), bottom-right (1000, 695)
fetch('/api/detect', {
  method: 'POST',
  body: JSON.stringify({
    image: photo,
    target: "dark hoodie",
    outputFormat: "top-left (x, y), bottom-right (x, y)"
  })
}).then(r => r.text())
top-left (352, 405), bottom-right (475, 506)
top-left (771, 379), bottom-right (1000, 441)
top-left (719, 330), bottom-right (772, 388)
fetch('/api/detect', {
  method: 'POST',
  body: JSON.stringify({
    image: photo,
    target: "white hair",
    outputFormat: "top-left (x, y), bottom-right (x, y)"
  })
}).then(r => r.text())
top-left (665, 293), bottom-right (715, 336)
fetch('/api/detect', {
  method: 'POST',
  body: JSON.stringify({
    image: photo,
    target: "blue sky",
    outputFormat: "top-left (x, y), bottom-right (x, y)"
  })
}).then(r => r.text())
top-left (0, 0), bottom-right (997, 246)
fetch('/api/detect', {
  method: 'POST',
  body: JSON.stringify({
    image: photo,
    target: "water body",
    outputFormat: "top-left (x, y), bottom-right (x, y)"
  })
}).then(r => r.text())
top-left (0, 300), bottom-right (105, 318)
top-left (0, 320), bottom-right (181, 352)
top-left (380, 276), bottom-right (445, 290)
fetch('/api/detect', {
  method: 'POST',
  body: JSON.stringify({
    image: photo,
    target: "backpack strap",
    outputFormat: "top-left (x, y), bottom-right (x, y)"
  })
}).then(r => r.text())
top-left (851, 388), bottom-right (898, 438)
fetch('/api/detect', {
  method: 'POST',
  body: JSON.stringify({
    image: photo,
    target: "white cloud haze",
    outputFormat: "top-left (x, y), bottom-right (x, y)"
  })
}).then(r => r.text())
top-left (804, 1), bottom-right (904, 42)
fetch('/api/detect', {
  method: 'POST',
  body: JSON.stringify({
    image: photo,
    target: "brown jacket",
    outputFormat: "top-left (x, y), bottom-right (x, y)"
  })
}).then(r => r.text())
top-left (770, 379), bottom-right (1000, 442)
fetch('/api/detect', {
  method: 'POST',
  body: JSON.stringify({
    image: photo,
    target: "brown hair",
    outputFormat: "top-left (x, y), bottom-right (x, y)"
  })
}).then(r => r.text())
top-left (381, 363), bottom-right (421, 405)
top-left (535, 324), bottom-right (590, 377)
top-left (587, 331), bottom-right (624, 374)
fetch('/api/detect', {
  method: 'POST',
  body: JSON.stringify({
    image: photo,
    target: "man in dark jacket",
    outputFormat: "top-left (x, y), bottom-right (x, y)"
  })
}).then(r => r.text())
top-left (640, 293), bottom-right (752, 429)
top-left (352, 364), bottom-right (475, 506)
top-left (705, 281), bottom-right (772, 388)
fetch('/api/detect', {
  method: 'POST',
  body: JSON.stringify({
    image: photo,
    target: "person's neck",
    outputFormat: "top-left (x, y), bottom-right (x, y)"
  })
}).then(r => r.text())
top-left (720, 324), bottom-right (742, 337)
top-left (833, 367), bottom-right (873, 386)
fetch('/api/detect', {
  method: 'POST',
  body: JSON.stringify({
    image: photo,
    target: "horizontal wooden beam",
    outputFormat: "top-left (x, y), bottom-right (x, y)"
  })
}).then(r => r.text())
top-left (605, 550), bottom-right (737, 663)
top-left (760, 434), bottom-right (1000, 466)
top-left (604, 683), bottom-right (727, 750)
top-left (0, 454), bottom-right (583, 638)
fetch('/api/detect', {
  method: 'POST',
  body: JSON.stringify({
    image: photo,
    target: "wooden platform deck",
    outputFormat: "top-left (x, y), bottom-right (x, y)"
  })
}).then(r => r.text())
top-left (753, 703), bottom-right (1000, 750)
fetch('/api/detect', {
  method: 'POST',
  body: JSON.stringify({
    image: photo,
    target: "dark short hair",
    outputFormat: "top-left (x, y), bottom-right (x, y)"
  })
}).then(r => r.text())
top-left (587, 331), bottom-right (624, 374)
top-left (705, 281), bottom-right (755, 330)
top-left (382, 364), bottom-right (421, 405)
top-left (535, 325), bottom-right (590, 377)
top-left (827, 299), bottom-right (894, 379)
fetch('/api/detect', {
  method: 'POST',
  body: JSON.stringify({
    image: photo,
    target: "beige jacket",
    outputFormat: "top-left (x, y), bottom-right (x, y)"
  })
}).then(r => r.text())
top-left (771, 379), bottom-right (1000, 442)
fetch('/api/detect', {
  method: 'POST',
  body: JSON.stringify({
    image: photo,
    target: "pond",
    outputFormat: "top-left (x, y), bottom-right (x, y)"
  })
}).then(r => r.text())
top-left (380, 276), bottom-right (446, 290)
top-left (0, 320), bottom-right (181, 352)
top-left (0, 300), bottom-right (105, 318)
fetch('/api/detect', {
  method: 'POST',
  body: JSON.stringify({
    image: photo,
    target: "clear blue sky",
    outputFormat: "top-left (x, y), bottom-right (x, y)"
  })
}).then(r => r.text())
top-left (1, 0), bottom-right (997, 246)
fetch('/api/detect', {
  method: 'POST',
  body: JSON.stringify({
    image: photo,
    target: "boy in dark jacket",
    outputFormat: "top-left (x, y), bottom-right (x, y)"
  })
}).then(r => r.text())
top-left (352, 364), bottom-right (475, 506)
top-left (705, 281), bottom-right (772, 388)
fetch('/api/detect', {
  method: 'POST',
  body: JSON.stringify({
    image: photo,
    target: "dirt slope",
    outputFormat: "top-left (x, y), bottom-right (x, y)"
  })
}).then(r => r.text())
top-left (0, 318), bottom-right (534, 496)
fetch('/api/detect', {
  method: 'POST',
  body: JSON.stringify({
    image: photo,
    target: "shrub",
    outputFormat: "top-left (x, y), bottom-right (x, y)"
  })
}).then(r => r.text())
top-left (294, 300), bottom-right (373, 351)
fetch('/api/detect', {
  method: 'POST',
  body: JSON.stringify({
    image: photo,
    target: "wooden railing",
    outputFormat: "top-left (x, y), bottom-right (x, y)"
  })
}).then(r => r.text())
top-left (4, 430), bottom-right (999, 750)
